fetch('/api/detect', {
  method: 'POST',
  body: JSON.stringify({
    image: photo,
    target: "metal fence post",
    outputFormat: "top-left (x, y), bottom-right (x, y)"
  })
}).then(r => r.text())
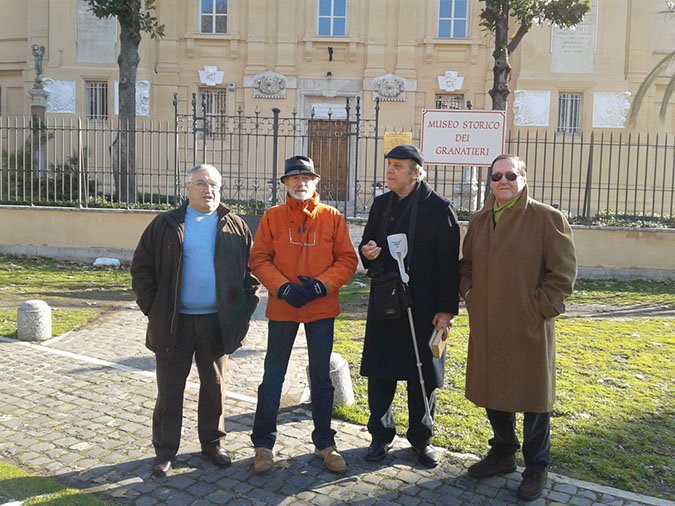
top-left (582, 132), bottom-right (595, 220)
top-left (372, 97), bottom-right (380, 202)
top-left (353, 96), bottom-right (361, 218)
top-left (173, 92), bottom-right (180, 206)
top-left (271, 107), bottom-right (280, 206)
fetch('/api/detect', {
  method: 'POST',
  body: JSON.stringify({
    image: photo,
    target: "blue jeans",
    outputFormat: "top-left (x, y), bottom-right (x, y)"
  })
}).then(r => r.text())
top-left (486, 409), bottom-right (551, 469)
top-left (251, 318), bottom-right (337, 450)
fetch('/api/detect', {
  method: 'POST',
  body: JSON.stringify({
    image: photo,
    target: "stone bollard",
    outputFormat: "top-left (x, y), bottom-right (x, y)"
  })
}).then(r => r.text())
top-left (17, 300), bottom-right (52, 341)
top-left (306, 352), bottom-right (355, 407)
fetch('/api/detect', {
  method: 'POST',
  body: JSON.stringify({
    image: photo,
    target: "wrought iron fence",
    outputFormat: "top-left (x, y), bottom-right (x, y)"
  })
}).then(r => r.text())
top-left (1, 98), bottom-right (673, 222)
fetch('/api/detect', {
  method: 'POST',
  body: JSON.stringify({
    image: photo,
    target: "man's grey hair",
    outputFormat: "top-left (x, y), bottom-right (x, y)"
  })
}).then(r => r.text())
top-left (410, 160), bottom-right (427, 181)
top-left (186, 164), bottom-right (220, 182)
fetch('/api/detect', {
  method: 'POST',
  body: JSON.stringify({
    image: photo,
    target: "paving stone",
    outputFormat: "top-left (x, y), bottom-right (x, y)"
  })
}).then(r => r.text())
top-left (548, 490), bottom-right (572, 502)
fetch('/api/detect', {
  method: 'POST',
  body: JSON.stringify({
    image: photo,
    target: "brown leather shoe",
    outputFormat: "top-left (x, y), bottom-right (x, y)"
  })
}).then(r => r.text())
top-left (253, 447), bottom-right (274, 474)
top-left (201, 446), bottom-right (232, 467)
top-left (517, 466), bottom-right (548, 501)
top-left (314, 446), bottom-right (347, 473)
top-left (468, 451), bottom-right (517, 478)
top-left (152, 457), bottom-right (172, 477)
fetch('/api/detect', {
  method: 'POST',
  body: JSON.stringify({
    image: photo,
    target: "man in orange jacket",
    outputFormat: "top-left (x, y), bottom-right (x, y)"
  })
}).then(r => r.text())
top-left (249, 155), bottom-right (358, 474)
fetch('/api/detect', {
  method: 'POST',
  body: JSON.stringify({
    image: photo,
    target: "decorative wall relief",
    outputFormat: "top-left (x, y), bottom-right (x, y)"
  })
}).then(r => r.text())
top-left (114, 80), bottom-right (150, 116)
top-left (513, 90), bottom-right (551, 127)
top-left (592, 92), bottom-right (631, 128)
top-left (370, 74), bottom-right (407, 101)
top-left (437, 71), bottom-right (464, 92)
top-left (42, 79), bottom-right (76, 113)
top-left (199, 66), bottom-right (225, 87)
top-left (245, 71), bottom-right (288, 99)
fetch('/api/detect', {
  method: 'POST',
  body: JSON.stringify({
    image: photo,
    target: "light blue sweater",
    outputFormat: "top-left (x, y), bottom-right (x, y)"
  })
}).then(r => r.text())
top-left (179, 205), bottom-right (218, 314)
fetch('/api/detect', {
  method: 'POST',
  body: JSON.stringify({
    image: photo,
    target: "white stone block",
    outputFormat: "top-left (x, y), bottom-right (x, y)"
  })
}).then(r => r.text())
top-left (17, 300), bottom-right (52, 341)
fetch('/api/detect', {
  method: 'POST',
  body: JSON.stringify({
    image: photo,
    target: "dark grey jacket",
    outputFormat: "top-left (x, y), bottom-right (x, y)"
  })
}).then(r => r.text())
top-left (131, 202), bottom-right (260, 356)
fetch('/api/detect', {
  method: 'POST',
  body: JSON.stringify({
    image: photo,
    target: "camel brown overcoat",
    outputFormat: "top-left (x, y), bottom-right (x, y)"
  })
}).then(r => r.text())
top-left (459, 186), bottom-right (577, 413)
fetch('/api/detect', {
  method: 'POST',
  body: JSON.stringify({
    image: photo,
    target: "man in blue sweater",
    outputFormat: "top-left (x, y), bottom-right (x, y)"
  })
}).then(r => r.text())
top-left (132, 164), bottom-right (259, 477)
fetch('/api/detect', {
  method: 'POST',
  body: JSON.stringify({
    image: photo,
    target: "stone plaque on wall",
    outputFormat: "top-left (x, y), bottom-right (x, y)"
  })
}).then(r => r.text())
top-left (592, 92), bottom-right (631, 128)
top-left (42, 79), bottom-right (76, 113)
top-left (513, 90), bottom-right (550, 127)
top-left (114, 81), bottom-right (150, 116)
top-left (77, 0), bottom-right (117, 63)
top-left (550, 0), bottom-right (598, 74)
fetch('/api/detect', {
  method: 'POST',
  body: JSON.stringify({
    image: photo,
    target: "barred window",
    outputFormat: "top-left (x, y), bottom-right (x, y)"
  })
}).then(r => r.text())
top-left (318, 0), bottom-right (346, 36)
top-left (438, 0), bottom-right (467, 38)
top-left (435, 93), bottom-right (464, 110)
top-left (85, 81), bottom-right (108, 120)
top-left (198, 88), bottom-right (227, 138)
top-left (557, 92), bottom-right (582, 134)
top-left (201, 0), bottom-right (228, 34)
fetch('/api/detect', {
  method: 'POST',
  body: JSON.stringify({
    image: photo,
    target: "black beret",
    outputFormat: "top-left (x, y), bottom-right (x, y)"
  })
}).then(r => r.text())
top-left (384, 144), bottom-right (424, 166)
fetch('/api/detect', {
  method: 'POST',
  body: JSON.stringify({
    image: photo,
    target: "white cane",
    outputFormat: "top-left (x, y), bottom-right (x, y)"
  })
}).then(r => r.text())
top-left (387, 233), bottom-right (434, 431)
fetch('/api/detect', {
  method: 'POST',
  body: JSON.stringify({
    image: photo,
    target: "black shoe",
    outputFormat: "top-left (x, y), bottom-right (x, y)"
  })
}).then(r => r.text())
top-left (201, 446), bottom-right (232, 467)
top-left (412, 444), bottom-right (439, 468)
top-left (517, 467), bottom-right (548, 501)
top-left (467, 451), bottom-right (516, 478)
top-left (152, 457), bottom-right (172, 477)
top-left (365, 440), bottom-right (391, 462)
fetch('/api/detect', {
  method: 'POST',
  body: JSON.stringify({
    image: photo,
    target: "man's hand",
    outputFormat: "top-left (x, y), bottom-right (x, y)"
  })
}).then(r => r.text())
top-left (361, 240), bottom-right (382, 260)
top-left (298, 275), bottom-right (327, 301)
top-left (432, 312), bottom-right (455, 341)
top-left (278, 282), bottom-right (312, 308)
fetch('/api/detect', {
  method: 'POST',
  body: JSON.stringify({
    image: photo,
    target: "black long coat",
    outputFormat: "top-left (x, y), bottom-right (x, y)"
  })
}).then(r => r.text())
top-left (359, 181), bottom-right (460, 389)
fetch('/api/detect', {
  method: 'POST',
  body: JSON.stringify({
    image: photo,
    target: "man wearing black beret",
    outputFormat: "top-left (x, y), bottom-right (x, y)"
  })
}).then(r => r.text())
top-left (359, 144), bottom-right (460, 467)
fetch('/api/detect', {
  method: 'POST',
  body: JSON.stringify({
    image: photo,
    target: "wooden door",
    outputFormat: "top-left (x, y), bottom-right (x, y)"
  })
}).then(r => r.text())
top-left (308, 120), bottom-right (349, 201)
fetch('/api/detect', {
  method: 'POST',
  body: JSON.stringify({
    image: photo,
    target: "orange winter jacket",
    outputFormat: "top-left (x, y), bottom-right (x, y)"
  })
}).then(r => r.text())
top-left (250, 192), bottom-right (357, 323)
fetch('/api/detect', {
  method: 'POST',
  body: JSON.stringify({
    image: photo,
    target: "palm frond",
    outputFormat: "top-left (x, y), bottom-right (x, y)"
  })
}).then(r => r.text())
top-left (627, 50), bottom-right (675, 126)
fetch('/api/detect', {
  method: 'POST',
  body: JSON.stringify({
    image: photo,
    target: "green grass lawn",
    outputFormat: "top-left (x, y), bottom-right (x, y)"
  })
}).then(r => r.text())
top-left (0, 462), bottom-right (112, 505)
top-left (334, 275), bottom-right (675, 499)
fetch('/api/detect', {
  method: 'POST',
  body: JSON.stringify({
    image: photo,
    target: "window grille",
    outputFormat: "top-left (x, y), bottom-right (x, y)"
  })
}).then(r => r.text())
top-left (557, 92), bottom-right (582, 134)
top-left (201, 0), bottom-right (228, 34)
top-left (85, 81), bottom-right (108, 121)
top-left (435, 93), bottom-right (464, 110)
top-left (318, 0), bottom-right (346, 36)
top-left (438, 0), bottom-right (467, 38)
top-left (198, 88), bottom-right (227, 138)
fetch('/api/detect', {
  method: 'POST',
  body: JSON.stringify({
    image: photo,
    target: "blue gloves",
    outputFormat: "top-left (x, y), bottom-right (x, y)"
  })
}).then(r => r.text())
top-left (278, 276), bottom-right (327, 308)
top-left (278, 282), bottom-right (312, 308)
top-left (298, 276), bottom-right (327, 298)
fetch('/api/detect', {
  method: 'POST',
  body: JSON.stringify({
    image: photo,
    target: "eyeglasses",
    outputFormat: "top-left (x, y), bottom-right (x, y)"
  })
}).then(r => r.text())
top-left (191, 180), bottom-right (221, 191)
top-left (288, 222), bottom-right (316, 247)
top-left (490, 172), bottom-right (519, 182)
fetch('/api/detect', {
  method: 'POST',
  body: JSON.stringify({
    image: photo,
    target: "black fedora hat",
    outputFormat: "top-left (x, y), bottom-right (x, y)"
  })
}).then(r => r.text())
top-left (281, 155), bottom-right (321, 182)
top-left (384, 144), bottom-right (424, 167)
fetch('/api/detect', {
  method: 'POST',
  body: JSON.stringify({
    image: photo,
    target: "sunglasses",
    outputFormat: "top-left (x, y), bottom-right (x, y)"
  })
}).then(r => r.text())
top-left (490, 172), bottom-right (519, 182)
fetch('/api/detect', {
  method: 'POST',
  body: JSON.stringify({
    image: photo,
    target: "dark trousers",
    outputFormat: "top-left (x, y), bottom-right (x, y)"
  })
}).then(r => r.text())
top-left (251, 318), bottom-right (337, 450)
top-left (153, 314), bottom-right (227, 459)
top-left (486, 409), bottom-right (551, 469)
top-left (367, 376), bottom-right (435, 448)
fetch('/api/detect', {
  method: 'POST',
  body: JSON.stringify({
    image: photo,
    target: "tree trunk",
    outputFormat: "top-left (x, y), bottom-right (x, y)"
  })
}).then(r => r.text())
top-left (115, 17), bottom-right (141, 204)
top-left (489, 7), bottom-right (511, 111)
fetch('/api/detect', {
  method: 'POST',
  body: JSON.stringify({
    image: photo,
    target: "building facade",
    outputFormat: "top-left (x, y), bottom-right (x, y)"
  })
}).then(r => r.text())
top-left (0, 0), bottom-right (673, 133)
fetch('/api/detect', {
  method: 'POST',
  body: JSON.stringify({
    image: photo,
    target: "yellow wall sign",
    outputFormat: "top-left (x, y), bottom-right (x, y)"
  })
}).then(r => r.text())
top-left (383, 131), bottom-right (413, 154)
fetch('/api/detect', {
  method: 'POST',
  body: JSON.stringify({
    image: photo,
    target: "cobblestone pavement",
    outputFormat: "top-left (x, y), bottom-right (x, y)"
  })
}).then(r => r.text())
top-left (0, 290), bottom-right (671, 506)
